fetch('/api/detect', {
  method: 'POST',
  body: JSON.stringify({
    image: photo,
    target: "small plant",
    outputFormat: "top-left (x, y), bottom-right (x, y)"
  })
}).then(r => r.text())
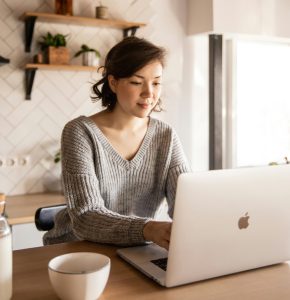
top-left (74, 44), bottom-right (101, 58)
top-left (39, 32), bottom-right (68, 50)
top-left (54, 150), bottom-right (61, 163)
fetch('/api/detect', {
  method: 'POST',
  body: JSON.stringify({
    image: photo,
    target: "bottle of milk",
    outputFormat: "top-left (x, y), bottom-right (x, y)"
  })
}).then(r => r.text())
top-left (0, 193), bottom-right (12, 300)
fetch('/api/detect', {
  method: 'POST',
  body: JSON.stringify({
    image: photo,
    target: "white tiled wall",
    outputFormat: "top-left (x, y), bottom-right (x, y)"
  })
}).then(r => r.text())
top-left (0, 0), bottom-right (188, 195)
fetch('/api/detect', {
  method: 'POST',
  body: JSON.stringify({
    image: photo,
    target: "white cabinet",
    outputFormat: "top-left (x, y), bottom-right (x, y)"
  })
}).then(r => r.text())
top-left (187, 0), bottom-right (290, 38)
top-left (12, 223), bottom-right (44, 250)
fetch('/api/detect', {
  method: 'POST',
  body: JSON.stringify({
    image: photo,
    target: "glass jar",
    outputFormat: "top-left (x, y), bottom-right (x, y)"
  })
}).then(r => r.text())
top-left (0, 194), bottom-right (12, 300)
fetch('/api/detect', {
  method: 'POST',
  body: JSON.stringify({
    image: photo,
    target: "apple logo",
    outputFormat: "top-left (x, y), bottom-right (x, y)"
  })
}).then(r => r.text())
top-left (238, 212), bottom-right (250, 229)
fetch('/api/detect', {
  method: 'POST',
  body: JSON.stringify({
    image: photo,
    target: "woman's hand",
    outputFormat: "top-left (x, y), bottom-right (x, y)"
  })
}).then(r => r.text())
top-left (143, 221), bottom-right (172, 250)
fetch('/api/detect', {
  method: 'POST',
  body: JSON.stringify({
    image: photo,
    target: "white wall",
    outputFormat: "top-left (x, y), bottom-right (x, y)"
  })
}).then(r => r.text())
top-left (182, 35), bottom-right (209, 171)
top-left (0, 0), bottom-right (194, 195)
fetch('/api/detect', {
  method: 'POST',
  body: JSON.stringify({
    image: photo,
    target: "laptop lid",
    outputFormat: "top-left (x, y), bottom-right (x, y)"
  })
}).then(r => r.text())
top-left (166, 165), bottom-right (290, 287)
top-left (117, 165), bottom-right (290, 287)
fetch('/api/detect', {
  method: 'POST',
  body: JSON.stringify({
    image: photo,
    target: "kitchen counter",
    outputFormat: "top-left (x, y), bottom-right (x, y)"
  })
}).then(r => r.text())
top-left (6, 193), bottom-right (65, 225)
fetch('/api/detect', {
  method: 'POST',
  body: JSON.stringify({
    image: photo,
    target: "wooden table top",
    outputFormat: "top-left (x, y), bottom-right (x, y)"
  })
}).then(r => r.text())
top-left (12, 241), bottom-right (290, 300)
top-left (6, 193), bottom-right (65, 225)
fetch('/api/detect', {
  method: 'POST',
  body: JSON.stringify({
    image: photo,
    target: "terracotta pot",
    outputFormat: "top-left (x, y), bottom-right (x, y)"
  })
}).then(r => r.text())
top-left (47, 47), bottom-right (70, 65)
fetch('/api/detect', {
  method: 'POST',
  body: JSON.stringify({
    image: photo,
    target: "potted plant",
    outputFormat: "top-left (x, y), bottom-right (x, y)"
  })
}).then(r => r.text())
top-left (74, 44), bottom-right (100, 67)
top-left (39, 32), bottom-right (70, 65)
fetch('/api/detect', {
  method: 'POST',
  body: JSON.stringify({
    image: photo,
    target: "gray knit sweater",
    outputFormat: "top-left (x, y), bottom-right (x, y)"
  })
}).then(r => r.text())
top-left (43, 115), bottom-right (190, 246)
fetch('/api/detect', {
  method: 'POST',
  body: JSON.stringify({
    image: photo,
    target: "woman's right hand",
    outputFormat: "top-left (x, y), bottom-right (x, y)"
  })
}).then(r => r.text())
top-left (143, 221), bottom-right (172, 250)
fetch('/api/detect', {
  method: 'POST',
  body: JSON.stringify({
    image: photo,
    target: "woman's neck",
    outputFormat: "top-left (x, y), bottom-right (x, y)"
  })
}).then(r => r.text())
top-left (92, 108), bottom-right (149, 132)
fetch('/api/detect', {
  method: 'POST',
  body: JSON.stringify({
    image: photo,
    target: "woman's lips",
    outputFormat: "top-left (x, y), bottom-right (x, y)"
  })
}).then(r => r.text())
top-left (138, 103), bottom-right (150, 109)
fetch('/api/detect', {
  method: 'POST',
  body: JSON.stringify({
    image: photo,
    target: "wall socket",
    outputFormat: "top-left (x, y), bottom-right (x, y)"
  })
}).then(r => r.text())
top-left (0, 156), bottom-right (30, 168)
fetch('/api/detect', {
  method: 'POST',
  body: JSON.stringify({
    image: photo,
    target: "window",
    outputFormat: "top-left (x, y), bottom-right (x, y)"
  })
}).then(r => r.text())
top-left (226, 38), bottom-right (290, 168)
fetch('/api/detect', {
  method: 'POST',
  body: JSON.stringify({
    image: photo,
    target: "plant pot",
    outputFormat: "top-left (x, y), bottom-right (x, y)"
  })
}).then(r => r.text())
top-left (96, 6), bottom-right (108, 19)
top-left (47, 46), bottom-right (70, 65)
top-left (55, 0), bottom-right (73, 15)
top-left (82, 52), bottom-right (99, 67)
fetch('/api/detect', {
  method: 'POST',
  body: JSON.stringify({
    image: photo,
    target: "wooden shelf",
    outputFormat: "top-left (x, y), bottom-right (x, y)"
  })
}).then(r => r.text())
top-left (22, 11), bottom-right (145, 53)
top-left (22, 11), bottom-right (146, 100)
top-left (25, 63), bottom-right (99, 72)
top-left (25, 63), bottom-right (101, 100)
top-left (22, 12), bottom-right (146, 29)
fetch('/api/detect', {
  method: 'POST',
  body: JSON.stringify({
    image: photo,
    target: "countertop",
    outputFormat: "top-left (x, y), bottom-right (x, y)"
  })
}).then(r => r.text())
top-left (6, 193), bottom-right (65, 225)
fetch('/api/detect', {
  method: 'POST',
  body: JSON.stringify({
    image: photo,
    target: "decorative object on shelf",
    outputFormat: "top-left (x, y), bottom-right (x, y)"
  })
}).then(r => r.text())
top-left (96, 1), bottom-right (108, 19)
top-left (55, 0), bottom-right (73, 16)
top-left (39, 32), bottom-right (70, 65)
top-left (74, 44), bottom-right (101, 67)
top-left (33, 52), bottom-right (43, 64)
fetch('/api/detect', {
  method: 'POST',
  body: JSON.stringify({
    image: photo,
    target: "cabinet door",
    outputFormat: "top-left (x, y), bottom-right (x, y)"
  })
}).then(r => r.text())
top-left (11, 223), bottom-right (45, 250)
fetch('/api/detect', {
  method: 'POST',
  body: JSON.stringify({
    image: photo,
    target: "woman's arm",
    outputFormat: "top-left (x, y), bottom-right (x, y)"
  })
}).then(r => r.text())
top-left (165, 130), bottom-right (191, 218)
top-left (144, 130), bottom-right (191, 250)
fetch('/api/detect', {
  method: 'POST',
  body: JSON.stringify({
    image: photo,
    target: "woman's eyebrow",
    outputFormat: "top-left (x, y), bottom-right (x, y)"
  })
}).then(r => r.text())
top-left (132, 74), bottom-right (162, 79)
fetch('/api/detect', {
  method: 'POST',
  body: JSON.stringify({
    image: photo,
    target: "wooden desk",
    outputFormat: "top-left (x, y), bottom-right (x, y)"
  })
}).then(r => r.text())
top-left (6, 193), bottom-right (65, 225)
top-left (12, 241), bottom-right (290, 300)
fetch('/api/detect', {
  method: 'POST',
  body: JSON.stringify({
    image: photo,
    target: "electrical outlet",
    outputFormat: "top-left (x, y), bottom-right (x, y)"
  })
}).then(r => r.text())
top-left (17, 156), bottom-right (30, 166)
top-left (5, 157), bottom-right (17, 167)
top-left (0, 156), bottom-right (31, 168)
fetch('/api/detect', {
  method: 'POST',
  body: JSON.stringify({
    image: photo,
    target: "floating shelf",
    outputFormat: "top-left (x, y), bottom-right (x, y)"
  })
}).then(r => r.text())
top-left (25, 63), bottom-right (100, 100)
top-left (22, 12), bottom-right (146, 52)
top-left (21, 12), bottom-right (146, 100)
top-left (26, 63), bottom-right (99, 72)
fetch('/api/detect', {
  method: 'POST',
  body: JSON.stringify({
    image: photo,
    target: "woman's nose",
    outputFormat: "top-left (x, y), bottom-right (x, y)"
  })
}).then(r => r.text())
top-left (141, 84), bottom-right (153, 98)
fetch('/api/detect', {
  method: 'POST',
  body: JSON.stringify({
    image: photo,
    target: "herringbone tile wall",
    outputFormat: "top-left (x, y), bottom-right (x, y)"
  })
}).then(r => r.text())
top-left (0, 0), bottom-right (187, 196)
top-left (0, 0), bottom-right (191, 195)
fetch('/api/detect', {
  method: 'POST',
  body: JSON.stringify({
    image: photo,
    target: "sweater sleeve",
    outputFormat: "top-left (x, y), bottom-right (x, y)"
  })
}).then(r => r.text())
top-left (165, 130), bottom-right (191, 218)
top-left (61, 120), bottom-right (148, 245)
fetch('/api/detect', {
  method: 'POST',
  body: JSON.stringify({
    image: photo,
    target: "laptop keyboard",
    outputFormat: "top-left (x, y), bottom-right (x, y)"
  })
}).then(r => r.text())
top-left (150, 258), bottom-right (168, 271)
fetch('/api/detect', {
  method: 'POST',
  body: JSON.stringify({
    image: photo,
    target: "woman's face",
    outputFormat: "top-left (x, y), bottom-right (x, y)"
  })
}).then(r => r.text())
top-left (108, 60), bottom-right (163, 118)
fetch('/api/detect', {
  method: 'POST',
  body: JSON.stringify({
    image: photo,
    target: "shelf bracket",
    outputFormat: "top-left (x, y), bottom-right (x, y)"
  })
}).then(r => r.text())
top-left (25, 16), bottom-right (37, 52)
top-left (123, 26), bottom-right (139, 38)
top-left (25, 67), bottom-right (37, 100)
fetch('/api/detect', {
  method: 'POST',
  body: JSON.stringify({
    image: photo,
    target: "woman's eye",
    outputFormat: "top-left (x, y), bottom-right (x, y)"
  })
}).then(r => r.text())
top-left (130, 81), bottom-right (142, 85)
top-left (153, 82), bottom-right (161, 86)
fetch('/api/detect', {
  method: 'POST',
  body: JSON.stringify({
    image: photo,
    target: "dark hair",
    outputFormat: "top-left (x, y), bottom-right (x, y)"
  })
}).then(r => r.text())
top-left (91, 37), bottom-right (166, 112)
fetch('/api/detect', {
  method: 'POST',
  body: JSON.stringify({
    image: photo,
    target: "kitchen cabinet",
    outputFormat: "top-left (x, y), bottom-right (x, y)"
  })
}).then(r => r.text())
top-left (6, 193), bottom-right (65, 250)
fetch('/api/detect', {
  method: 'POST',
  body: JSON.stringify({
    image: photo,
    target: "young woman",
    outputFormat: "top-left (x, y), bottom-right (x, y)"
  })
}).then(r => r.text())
top-left (44, 37), bottom-right (190, 250)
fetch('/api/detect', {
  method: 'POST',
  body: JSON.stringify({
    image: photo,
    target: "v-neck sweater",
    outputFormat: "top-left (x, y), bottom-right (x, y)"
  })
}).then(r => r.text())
top-left (43, 116), bottom-right (190, 246)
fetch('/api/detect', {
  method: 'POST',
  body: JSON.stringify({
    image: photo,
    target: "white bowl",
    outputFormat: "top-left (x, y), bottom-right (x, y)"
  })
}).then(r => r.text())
top-left (48, 252), bottom-right (110, 300)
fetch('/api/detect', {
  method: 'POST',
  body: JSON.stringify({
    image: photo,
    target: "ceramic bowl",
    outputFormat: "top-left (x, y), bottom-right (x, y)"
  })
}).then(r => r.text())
top-left (48, 252), bottom-right (110, 300)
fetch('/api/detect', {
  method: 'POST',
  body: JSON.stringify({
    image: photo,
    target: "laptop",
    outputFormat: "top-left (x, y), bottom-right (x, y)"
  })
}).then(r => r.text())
top-left (117, 165), bottom-right (290, 287)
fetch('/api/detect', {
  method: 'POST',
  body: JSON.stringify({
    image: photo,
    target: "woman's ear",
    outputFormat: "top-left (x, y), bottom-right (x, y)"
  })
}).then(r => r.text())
top-left (108, 75), bottom-right (117, 93)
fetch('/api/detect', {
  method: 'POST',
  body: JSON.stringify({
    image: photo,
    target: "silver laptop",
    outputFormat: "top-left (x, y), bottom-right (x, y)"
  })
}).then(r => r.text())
top-left (117, 165), bottom-right (290, 287)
